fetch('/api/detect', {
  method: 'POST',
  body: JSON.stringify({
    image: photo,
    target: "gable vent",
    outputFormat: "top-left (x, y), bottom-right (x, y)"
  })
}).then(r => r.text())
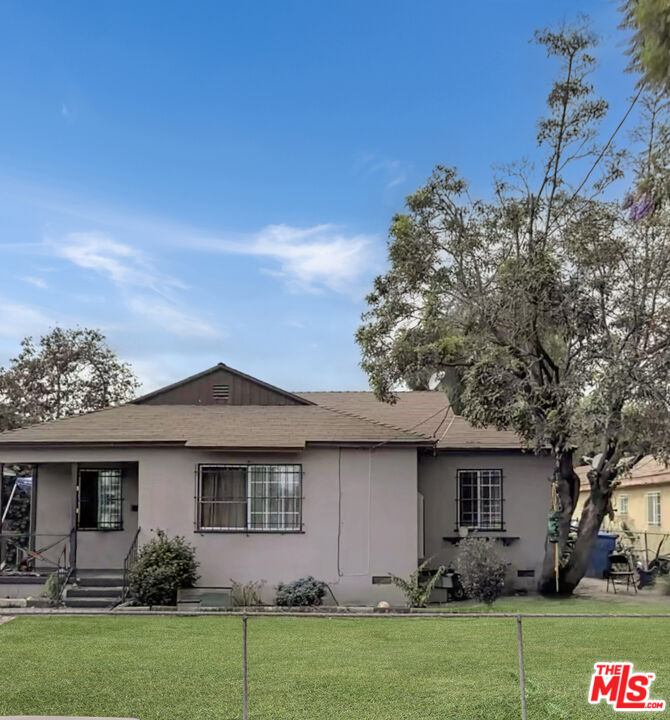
top-left (212, 384), bottom-right (230, 400)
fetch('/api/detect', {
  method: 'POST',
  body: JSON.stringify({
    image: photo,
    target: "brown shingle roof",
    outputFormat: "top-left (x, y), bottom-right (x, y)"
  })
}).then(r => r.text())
top-left (296, 391), bottom-right (523, 449)
top-left (0, 403), bottom-right (431, 449)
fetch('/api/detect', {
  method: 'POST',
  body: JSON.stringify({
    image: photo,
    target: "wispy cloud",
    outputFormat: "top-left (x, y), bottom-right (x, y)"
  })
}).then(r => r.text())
top-left (61, 103), bottom-right (69, 118)
top-left (193, 224), bottom-right (377, 294)
top-left (5, 182), bottom-right (380, 295)
top-left (52, 232), bottom-right (185, 295)
top-left (126, 296), bottom-right (220, 339)
top-left (354, 153), bottom-right (408, 190)
top-left (21, 276), bottom-right (48, 289)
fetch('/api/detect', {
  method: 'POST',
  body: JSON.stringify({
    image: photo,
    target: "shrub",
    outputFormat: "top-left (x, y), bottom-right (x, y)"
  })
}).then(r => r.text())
top-left (455, 537), bottom-right (507, 604)
top-left (276, 576), bottom-right (326, 606)
top-left (389, 559), bottom-right (446, 608)
top-left (42, 570), bottom-right (66, 607)
top-left (231, 579), bottom-right (265, 606)
top-left (128, 529), bottom-right (199, 606)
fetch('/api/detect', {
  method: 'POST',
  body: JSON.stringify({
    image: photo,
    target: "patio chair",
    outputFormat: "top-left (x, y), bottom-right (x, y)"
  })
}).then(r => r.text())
top-left (606, 552), bottom-right (638, 594)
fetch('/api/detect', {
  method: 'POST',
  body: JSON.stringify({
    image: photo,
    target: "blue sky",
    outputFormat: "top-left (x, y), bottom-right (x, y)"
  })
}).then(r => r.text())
top-left (0, 1), bottom-right (638, 393)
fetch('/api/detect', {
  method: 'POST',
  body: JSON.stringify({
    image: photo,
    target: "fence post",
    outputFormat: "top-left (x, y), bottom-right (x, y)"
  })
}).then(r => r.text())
top-left (242, 614), bottom-right (249, 720)
top-left (516, 615), bottom-right (527, 720)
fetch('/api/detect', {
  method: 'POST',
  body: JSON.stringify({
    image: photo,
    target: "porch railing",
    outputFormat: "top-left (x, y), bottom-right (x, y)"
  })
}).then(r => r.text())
top-left (0, 531), bottom-right (75, 576)
top-left (121, 527), bottom-right (141, 603)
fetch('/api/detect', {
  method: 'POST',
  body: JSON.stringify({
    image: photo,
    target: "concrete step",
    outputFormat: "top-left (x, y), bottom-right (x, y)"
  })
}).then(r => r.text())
top-left (67, 586), bottom-right (122, 599)
top-left (64, 597), bottom-right (118, 608)
top-left (76, 575), bottom-right (124, 588)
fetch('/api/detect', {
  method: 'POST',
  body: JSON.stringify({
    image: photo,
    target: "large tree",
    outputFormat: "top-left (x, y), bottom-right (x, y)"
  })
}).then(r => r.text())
top-left (0, 327), bottom-right (139, 431)
top-left (357, 23), bottom-right (670, 593)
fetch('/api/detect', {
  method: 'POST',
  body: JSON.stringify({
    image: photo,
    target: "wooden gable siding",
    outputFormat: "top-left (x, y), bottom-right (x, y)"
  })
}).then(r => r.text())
top-left (135, 366), bottom-right (308, 406)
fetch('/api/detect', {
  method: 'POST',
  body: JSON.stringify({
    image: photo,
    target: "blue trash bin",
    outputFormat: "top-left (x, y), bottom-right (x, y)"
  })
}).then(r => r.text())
top-left (586, 531), bottom-right (618, 578)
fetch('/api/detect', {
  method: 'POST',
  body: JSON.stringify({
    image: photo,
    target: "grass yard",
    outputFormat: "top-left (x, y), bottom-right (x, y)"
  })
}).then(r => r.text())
top-left (1, 606), bottom-right (670, 720)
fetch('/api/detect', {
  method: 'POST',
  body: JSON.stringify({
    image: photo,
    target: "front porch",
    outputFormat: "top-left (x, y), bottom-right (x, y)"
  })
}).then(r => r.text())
top-left (1, 461), bottom-right (139, 599)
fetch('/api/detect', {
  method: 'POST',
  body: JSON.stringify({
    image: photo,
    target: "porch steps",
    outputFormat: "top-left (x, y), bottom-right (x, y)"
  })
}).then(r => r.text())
top-left (63, 571), bottom-right (124, 609)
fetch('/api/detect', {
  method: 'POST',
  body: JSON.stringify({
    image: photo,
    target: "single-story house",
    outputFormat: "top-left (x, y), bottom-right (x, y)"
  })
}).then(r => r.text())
top-left (0, 363), bottom-right (553, 605)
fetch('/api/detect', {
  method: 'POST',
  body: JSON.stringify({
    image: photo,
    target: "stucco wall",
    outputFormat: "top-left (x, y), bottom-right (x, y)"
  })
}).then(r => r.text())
top-left (576, 483), bottom-right (670, 536)
top-left (0, 445), bottom-right (418, 604)
top-left (30, 461), bottom-right (139, 570)
top-left (419, 450), bottom-right (553, 591)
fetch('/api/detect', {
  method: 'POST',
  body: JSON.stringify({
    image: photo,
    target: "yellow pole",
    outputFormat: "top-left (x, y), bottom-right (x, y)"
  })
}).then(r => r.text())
top-left (552, 483), bottom-right (559, 593)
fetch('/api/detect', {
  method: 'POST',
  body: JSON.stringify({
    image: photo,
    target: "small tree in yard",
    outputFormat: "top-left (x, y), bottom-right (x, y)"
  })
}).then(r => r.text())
top-left (357, 20), bottom-right (670, 594)
top-left (128, 530), bottom-right (199, 606)
top-left (456, 538), bottom-right (507, 605)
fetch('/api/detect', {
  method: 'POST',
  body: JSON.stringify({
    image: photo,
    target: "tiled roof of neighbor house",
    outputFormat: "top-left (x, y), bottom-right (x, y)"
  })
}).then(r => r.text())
top-left (577, 455), bottom-right (670, 491)
top-left (0, 403), bottom-right (432, 449)
top-left (296, 391), bottom-right (523, 449)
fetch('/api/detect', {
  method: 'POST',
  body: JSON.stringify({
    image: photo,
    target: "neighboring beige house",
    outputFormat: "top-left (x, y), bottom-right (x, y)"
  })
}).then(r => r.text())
top-left (0, 363), bottom-right (553, 605)
top-left (575, 456), bottom-right (670, 536)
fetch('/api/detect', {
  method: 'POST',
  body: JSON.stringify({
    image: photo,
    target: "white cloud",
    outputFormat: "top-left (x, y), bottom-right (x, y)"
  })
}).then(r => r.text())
top-left (194, 224), bottom-right (377, 294)
top-left (22, 276), bottom-right (48, 289)
top-left (52, 232), bottom-right (185, 295)
top-left (61, 103), bottom-right (69, 118)
top-left (126, 296), bottom-right (220, 339)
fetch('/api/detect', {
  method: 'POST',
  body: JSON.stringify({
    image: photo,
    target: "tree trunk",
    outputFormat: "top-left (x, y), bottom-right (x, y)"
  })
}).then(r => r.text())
top-left (538, 451), bottom-right (578, 594)
top-left (559, 490), bottom-right (609, 593)
top-left (538, 455), bottom-right (614, 595)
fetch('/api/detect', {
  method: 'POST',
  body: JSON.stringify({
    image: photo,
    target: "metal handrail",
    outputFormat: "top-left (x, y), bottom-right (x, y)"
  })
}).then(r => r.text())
top-left (0, 532), bottom-right (73, 575)
top-left (121, 527), bottom-right (141, 603)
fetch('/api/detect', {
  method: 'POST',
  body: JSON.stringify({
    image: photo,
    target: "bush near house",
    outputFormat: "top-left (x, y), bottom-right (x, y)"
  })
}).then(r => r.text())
top-left (455, 537), bottom-right (506, 605)
top-left (275, 576), bottom-right (326, 606)
top-left (128, 530), bottom-right (199, 606)
top-left (231, 579), bottom-right (265, 606)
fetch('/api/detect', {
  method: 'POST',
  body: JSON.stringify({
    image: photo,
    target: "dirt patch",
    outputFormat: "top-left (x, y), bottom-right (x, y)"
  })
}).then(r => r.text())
top-left (0, 615), bottom-right (16, 627)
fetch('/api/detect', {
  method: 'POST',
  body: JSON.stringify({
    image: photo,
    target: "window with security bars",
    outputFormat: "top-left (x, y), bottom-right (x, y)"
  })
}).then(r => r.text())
top-left (617, 494), bottom-right (629, 515)
top-left (198, 464), bottom-right (302, 531)
top-left (646, 492), bottom-right (661, 527)
top-left (78, 468), bottom-right (123, 530)
top-left (458, 469), bottom-right (503, 530)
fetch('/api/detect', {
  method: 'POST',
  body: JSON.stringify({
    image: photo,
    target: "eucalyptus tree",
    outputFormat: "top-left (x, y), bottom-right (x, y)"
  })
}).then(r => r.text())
top-left (357, 23), bottom-right (670, 593)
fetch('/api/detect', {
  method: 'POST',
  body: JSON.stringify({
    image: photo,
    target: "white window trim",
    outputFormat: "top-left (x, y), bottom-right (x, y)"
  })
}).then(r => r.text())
top-left (457, 469), bottom-right (504, 531)
top-left (618, 494), bottom-right (629, 515)
top-left (646, 492), bottom-right (661, 527)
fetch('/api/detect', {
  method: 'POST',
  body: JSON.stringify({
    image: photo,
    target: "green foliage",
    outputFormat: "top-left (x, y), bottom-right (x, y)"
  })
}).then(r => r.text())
top-left (275, 576), bottom-right (326, 606)
top-left (455, 538), bottom-right (507, 605)
top-left (622, 0), bottom-right (670, 91)
top-left (0, 327), bottom-right (139, 432)
top-left (42, 570), bottom-right (67, 607)
top-left (388, 559), bottom-right (446, 608)
top-left (128, 530), bottom-right (199, 606)
top-left (231, 579), bottom-right (265, 606)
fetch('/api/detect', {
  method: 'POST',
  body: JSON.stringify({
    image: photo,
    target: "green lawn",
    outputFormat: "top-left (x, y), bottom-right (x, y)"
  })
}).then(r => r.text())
top-left (1, 609), bottom-right (669, 719)
top-left (438, 593), bottom-right (670, 614)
